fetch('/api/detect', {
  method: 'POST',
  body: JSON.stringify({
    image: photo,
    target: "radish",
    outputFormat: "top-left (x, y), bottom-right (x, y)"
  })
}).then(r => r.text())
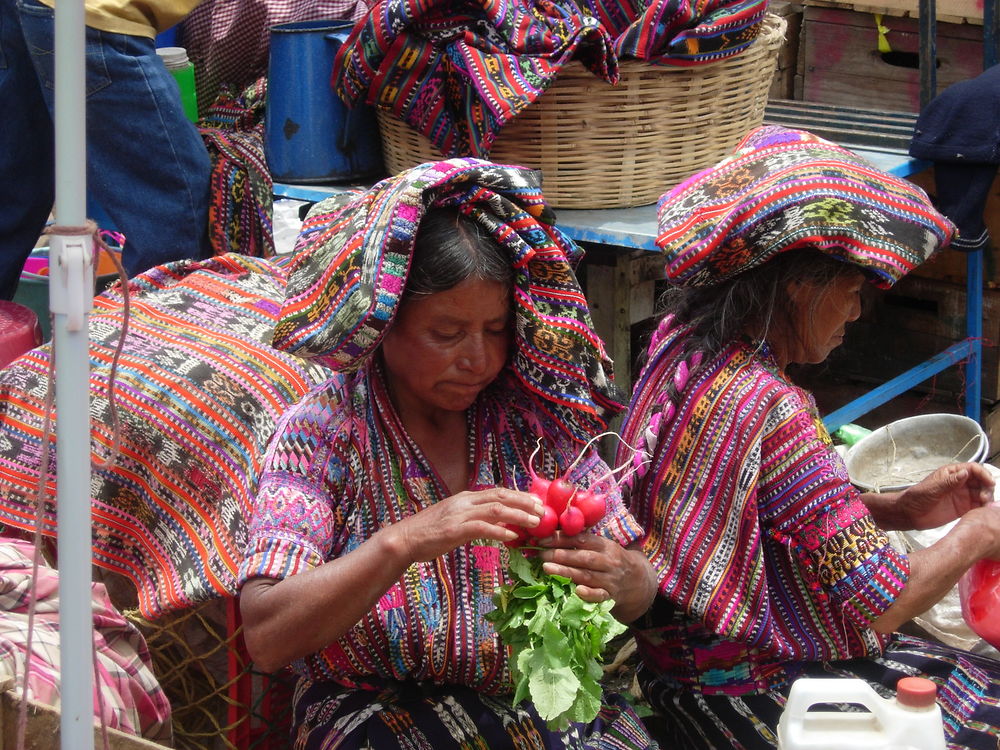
top-left (532, 504), bottom-right (559, 538)
top-left (502, 523), bottom-right (531, 548)
top-left (559, 504), bottom-right (585, 536)
top-left (546, 478), bottom-right (576, 515)
top-left (527, 438), bottom-right (552, 501)
top-left (572, 489), bottom-right (606, 528)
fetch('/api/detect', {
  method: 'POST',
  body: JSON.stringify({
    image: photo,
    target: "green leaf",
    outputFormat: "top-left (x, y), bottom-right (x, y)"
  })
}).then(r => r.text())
top-left (526, 648), bottom-right (578, 721)
top-left (491, 549), bottom-right (630, 730)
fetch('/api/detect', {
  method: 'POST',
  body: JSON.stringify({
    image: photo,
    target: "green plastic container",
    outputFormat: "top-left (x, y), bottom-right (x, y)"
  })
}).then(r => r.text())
top-left (157, 46), bottom-right (199, 123)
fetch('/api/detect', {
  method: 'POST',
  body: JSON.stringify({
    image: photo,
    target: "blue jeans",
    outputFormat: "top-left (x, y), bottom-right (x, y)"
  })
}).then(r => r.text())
top-left (0, 0), bottom-right (211, 299)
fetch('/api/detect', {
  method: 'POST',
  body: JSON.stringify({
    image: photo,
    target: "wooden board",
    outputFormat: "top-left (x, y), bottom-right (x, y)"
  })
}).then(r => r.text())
top-left (0, 686), bottom-right (165, 749)
top-left (801, 0), bottom-right (985, 25)
top-left (768, 0), bottom-right (805, 98)
top-left (799, 6), bottom-right (985, 111)
top-left (824, 275), bottom-right (1000, 403)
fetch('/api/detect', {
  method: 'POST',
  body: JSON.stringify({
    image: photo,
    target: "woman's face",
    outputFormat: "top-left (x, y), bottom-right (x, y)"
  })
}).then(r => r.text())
top-left (381, 277), bottom-right (512, 415)
top-left (784, 269), bottom-right (865, 366)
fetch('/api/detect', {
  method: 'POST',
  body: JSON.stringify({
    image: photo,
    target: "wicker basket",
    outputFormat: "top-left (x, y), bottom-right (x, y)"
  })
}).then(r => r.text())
top-left (377, 13), bottom-right (787, 209)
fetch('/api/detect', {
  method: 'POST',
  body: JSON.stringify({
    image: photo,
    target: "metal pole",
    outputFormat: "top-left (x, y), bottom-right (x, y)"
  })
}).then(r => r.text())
top-left (52, 0), bottom-right (95, 747)
top-left (918, 0), bottom-right (937, 108)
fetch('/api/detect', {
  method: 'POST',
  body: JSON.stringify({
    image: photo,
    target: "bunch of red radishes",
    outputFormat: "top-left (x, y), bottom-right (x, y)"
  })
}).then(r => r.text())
top-left (504, 436), bottom-right (639, 546)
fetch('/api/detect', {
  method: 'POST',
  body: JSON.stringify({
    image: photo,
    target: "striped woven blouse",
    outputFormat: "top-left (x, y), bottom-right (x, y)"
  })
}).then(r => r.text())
top-left (239, 359), bottom-right (643, 693)
top-left (621, 328), bottom-right (910, 693)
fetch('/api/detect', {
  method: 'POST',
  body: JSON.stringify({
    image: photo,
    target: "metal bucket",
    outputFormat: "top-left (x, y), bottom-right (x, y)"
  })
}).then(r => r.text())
top-left (265, 20), bottom-right (383, 183)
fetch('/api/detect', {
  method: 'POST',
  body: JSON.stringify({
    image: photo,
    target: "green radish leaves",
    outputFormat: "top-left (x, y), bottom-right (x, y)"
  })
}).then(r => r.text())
top-left (487, 547), bottom-right (627, 730)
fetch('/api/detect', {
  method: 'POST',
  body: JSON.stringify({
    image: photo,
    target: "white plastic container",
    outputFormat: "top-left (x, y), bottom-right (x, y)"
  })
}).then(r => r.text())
top-left (777, 677), bottom-right (946, 750)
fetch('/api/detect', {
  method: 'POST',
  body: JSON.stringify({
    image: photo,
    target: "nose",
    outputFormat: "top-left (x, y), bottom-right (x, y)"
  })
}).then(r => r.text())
top-left (847, 294), bottom-right (862, 322)
top-left (458, 334), bottom-right (489, 374)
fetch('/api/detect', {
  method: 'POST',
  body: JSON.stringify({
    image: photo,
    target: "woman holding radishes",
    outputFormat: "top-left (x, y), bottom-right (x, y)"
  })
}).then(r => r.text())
top-left (619, 125), bottom-right (1000, 749)
top-left (236, 159), bottom-right (659, 749)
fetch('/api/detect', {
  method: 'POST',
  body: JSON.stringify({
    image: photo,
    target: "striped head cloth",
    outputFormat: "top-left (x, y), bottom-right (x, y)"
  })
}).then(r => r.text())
top-left (273, 158), bottom-right (623, 439)
top-left (656, 125), bottom-right (956, 288)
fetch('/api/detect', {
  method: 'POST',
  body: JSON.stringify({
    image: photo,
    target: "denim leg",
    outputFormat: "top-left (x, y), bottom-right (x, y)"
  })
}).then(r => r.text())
top-left (17, 0), bottom-right (212, 276)
top-left (0, 0), bottom-right (54, 300)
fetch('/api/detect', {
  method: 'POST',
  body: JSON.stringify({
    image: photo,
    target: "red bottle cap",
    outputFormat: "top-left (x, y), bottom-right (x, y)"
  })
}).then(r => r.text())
top-left (897, 676), bottom-right (938, 709)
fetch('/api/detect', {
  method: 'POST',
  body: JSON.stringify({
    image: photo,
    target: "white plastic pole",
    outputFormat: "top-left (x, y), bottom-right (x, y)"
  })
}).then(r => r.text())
top-left (52, 0), bottom-right (96, 746)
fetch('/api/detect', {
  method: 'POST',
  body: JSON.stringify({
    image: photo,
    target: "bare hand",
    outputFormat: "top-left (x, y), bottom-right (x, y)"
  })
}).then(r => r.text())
top-left (390, 488), bottom-right (543, 563)
top-left (536, 534), bottom-right (657, 622)
top-left (896, 462), bottom-right (995, 530)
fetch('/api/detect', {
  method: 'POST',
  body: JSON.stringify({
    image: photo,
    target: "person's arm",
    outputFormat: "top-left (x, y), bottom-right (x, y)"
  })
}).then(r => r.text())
top-left (240, 487), bottom-right (545, 673)
top-left (870, 501), bottom-right (1000, 633)
top-left (860, 462), bottom-right (994, 531)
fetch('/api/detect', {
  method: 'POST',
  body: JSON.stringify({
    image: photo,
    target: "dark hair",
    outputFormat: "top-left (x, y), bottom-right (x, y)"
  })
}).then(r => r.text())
top-left (404, 207), bottom-right (513, 298)
top-left (648, 248), bottom-right (865, 402)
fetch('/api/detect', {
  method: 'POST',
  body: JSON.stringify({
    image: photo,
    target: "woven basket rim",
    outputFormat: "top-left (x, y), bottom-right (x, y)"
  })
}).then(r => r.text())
top-left (377, 13), bottom-right (788, 209)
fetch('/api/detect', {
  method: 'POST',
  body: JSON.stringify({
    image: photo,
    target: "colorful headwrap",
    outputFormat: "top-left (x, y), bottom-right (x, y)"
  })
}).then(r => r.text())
top-left (656, 125), bottom-right (956, 288)
top-left (273, 158), bottom-right (623, 440)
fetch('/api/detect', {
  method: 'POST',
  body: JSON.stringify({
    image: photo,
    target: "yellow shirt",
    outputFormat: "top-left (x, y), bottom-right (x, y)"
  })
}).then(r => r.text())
top-left (35, 0), bottom-right (203, 38)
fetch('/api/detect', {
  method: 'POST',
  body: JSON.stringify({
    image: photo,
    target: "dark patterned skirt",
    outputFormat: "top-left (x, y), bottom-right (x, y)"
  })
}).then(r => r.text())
top-left (291, 677), bottom-right (658, 750)
top-left (640, 633), bottom-right (1000, 750)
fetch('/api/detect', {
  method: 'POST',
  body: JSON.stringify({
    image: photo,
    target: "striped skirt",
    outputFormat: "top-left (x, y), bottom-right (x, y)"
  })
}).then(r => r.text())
top-left (640, 633), bottom-right (1000, 750)
top-left (291, 677), bottom-right (659, 750)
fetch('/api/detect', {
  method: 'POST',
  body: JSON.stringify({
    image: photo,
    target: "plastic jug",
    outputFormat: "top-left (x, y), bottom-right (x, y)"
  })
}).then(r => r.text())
top-left (157, 46), bottom-right (199, 123)
top-left (959, 557), bottom-right (1000, 649)
top-left (264, 20), bottom-right (383, 183)
top-left (777, 677), bottom-right (946, 750)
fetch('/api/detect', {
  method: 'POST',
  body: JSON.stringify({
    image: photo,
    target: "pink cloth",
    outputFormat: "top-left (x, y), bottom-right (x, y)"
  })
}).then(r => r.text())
top-left (0, 538), bottom-right (172, 743)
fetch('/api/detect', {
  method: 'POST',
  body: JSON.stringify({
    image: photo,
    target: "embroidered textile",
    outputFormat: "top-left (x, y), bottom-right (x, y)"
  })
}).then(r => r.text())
top-left (619, 329), bottom-right (909, 684)
top-left (0, 255), bottom-right (333, 617)
top-left (656, 125), bottom-right (956, 288)
top-left (239, 360), bottom-right (650, 746)
top-left (200, 78), bottom-right (275, 259)
top-left (333, 0), bottom-right (767, 158)
top-left (274, 157), bottom-right (623, 443)
top-left (292, 678), bottom-right (656, 749)
top-left (241, 362), bottom-right (642, 688)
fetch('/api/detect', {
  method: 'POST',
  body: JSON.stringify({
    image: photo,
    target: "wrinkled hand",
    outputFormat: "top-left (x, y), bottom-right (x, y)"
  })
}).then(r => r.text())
top-left (391, 488), bottom-right (543, 563)
top-left (896, 462), bottom-right (995, 530)
top-left (536, 534), bottom-right (657, 622)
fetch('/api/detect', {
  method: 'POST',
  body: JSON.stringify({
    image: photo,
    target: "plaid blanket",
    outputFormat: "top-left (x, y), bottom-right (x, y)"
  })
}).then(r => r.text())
top-left (0, 537), bottom-right (172, 742)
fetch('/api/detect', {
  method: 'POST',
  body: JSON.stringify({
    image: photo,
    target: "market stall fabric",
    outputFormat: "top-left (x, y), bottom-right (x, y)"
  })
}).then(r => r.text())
top-left (0, 255), bottom-right (333, 618)
top-left (334, 0), bottom-right (768, 158)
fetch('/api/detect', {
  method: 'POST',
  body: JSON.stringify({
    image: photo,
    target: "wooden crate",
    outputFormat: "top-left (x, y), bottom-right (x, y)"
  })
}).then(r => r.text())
top-left (798, 6), bottom-right (985, 111)
top-left (768, 0), bottom-right (804, 99)
top-left (801, 0), bottom-right (984, 25)
top-left (824, 275), bottom-right (1000, 403)
top-left (0, 682), bottom-right (164, 749)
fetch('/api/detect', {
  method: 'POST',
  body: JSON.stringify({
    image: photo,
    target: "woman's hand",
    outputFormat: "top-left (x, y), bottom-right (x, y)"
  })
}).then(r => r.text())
top-left (386, 487), bottom-right (544, 562)
top-left (865, 462), bottom-right (995, 531)
top-left (535, 534), bottom-right (657, 624)
top-left (241, 487), bottom-right (542, 672)
top-left (871, 500), bottom-right (1000, 633)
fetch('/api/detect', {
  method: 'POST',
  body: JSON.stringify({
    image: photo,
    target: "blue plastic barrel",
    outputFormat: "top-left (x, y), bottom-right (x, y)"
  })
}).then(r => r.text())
top-left (265, 20), bottom-right (384, 183)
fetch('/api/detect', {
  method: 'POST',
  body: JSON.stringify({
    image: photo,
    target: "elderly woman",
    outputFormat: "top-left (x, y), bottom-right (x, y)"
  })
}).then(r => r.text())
top-left (237, 159), bottom-right (658, 749)
top-left (619, 126), bottom-right (1000, 748)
